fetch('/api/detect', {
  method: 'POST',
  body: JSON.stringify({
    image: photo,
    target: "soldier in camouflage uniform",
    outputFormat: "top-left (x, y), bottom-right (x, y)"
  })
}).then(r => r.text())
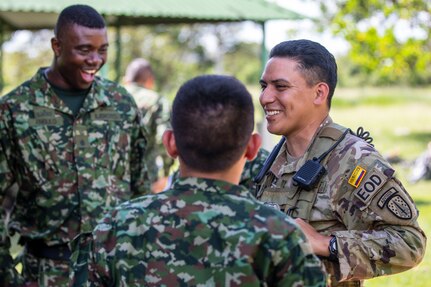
top-left (0, 5), bottom-right (149, 287)
top-left (255, 39), bottom-right (427, 286)
top-left (70, 74), bottom-right (326, 287)
top-left (123, 58), bottom-right (174, 193)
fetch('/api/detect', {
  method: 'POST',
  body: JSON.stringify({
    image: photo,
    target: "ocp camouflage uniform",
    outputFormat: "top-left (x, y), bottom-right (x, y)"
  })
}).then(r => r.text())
top-left (0, 68), bottom-right (149, 286)
top-left (70, 177), bottom-right (327, 287)
top-left (256, 117), bottom-right (427, 287)
top-left (125, 83), bottom-right (174, 182)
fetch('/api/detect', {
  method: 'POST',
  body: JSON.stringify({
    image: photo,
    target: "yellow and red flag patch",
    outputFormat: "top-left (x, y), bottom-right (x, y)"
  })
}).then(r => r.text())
top-left (348, 166), bottom-right (367, 188)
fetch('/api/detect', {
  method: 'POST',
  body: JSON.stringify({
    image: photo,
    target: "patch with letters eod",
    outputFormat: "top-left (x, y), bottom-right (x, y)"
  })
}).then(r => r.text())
top-left (353, 165), bottom-right (387, 205)
top-left (348, 165), bottom-right (367, 188)
top-left (378, 187), bottom-right (412, 219)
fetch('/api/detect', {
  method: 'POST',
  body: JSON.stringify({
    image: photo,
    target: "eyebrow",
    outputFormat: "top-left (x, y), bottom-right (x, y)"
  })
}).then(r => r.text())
top-left (260, 78), bottom-right (289, 85)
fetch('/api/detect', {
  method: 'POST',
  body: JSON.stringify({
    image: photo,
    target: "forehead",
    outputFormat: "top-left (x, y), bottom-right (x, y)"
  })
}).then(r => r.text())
top-left (262, 57), bottom-right (303, 80)
top-left (58, 23), bottom-right (108, 45)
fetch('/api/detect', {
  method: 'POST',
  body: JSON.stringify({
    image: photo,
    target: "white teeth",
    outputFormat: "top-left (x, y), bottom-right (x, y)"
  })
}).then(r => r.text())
top-left (266, 110), bottom-right (280, 116)
top-left (84, 70), bottom-right (96, 74)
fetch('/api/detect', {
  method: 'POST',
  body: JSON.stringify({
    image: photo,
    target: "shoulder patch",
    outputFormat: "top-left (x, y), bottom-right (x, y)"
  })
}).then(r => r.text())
top-left (377, 187), bottom-right (398, 208)
top-left (354, 163), bottom-right (387, 204)
top-left (387, 194), bottom-right (412, 219)
top-left (348, 165), bottom-right (367, 187)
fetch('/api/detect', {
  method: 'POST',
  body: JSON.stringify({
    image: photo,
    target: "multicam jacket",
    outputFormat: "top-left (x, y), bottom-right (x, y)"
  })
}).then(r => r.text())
top-left (125, 83), bottom-right (174, 182)
top-left (0, 68), bottom-right (149, 285)
top-left (256, 117), bottom-right (427, 287)
top-left (70, 177), bottom-right (327, 287)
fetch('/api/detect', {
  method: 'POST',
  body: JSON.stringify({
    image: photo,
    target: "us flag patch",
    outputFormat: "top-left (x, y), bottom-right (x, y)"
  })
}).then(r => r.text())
top-left (348, 166), bottom-right (367, 188)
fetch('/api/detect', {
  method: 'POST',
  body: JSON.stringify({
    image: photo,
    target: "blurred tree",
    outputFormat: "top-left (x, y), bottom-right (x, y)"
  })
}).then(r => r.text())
top-left (316, 0), bottom-right (431, 86)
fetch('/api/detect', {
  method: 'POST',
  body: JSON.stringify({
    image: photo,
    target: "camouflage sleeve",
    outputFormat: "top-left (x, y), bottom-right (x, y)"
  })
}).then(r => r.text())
top-left (262, 216), bottom-right (327, 287)
top-left (70, 214), bottom-right (116, 287)
top-left (130, 109), bottom-right (151, 196)
top-left (239, 148), bottom-right (270, 191)
top-left (0, 105), bottom-right (24, 286)
top-left (332, 157), bottom-right (427, 281)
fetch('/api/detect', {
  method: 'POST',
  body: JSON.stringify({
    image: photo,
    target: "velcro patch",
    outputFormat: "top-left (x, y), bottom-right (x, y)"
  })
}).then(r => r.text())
top-left (377, 187), bottom-right (398, 208)
top-left (30, 107), bottom-right (63, 126)
top-left (354, 166), bottom-right (386, 205)
top-left (91, 108), bottom-right (122, 121)
top-left (387, 195), bottom-right (412, 219)
top-left (348, 166), bottom-right (367, 188)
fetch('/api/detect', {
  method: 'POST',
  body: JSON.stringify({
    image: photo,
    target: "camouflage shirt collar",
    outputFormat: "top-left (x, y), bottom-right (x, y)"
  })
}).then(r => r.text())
top-left (271, 116), bottom-right (334, 176)
top-left (171, 177), bottom-right (250, 197)
top-left (29, 68), bottom-right (111, 113)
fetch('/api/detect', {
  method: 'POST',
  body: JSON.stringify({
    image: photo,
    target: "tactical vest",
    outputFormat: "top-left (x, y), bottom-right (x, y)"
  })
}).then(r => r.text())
top-left (257, 123), bottom-right (346, 221)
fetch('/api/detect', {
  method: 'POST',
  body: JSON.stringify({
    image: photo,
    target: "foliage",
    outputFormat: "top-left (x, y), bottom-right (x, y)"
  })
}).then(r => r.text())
top-left (2, 23), bottom-right (261, 98)
top-left (316, 0), bottom-right (431, 86)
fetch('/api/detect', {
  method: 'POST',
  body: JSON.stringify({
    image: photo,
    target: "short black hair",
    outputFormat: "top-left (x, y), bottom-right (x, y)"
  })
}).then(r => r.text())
top-left (269, 39), bottom-right (337, 109)
top-left (172, 75), bottom-right (254, 172)
top-left (54, 4), bottom-right (106, 37)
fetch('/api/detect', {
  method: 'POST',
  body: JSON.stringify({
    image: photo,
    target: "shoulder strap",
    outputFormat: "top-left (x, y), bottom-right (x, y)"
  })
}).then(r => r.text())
top-left (253, 137), bottom-right (285, 185)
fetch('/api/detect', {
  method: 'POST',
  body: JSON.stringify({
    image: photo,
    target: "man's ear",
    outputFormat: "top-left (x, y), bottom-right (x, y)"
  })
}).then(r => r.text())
top-left (313, 82), bottom-right (329, 106)
top-left (51, 37), bottom-right (61, 57)
top-left (162, 130), bottom-right (178, 159)
top-left (245, 133), bottom-right (262, 161)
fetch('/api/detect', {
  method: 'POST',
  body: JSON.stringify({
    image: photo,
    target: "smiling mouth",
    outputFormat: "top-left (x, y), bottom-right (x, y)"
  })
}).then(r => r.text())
top-left (266, 110), bottom-right (281, 116)
top-left (83, 69), bottom-right (96, 75)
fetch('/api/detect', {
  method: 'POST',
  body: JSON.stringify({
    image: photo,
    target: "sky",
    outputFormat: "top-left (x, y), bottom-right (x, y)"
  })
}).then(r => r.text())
top-left (237, 0), bottom-right (350, 56)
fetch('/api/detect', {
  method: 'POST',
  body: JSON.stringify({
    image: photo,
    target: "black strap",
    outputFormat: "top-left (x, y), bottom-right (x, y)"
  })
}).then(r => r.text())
top-left (253, 137), bottom-right (286, 184)
top-left (315, 128), bottom-right (350, 163)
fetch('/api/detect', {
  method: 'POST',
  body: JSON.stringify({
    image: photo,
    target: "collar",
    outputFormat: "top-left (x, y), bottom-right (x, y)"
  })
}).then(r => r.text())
top-left (29, 68), bottom-right (111, 114)
top-left (171, 177), bottom-right (249, 197)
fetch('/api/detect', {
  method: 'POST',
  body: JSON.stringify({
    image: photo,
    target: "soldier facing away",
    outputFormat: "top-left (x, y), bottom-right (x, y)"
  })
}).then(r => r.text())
top-left (0, 5), bottom-right (149, 286)
top-left (255, 39), bottom-right (427, 286)
top-left (70, 74), bottom-right (327, 287)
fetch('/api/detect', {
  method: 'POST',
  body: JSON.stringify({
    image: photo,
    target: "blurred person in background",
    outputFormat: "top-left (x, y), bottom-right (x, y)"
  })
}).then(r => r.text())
top-left (123, 58), bottom-right (174, 193)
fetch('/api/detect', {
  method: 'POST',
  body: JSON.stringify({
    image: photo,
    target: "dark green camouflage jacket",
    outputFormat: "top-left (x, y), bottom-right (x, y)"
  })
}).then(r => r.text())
top-left (0, 68), bottom-right (149, 285)
top-left (70, 177), bottom-right (326, 287)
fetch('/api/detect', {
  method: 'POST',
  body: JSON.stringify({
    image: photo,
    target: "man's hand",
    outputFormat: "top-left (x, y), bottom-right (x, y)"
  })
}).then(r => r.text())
top-left (295, 218), bottom-right (331, 257)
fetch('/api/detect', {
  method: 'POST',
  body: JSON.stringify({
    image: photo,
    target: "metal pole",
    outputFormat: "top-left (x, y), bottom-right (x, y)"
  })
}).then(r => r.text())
top-left (0, 20), bottom-right (4, 94)
top-left (114, 20), bottom-right (121, 83)
top-left (260, 21), bottom-right (267, 74)
top-left (258, 21), bottom-right (276, 151)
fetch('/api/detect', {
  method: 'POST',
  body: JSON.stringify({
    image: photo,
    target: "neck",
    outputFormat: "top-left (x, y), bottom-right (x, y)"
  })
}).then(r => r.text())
top-left (179, 158), bottom-right (246, 185)
top-left (285, 114), bottom-right (330, 157)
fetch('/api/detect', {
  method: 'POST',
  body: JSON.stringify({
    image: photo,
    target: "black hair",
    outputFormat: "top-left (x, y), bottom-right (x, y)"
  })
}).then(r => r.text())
top-left (269, 39), bottom-right (338, 109)
top-left (54, 4), bottom-right (106, 37)
top-left (172, 75), bottom-right (254, 172)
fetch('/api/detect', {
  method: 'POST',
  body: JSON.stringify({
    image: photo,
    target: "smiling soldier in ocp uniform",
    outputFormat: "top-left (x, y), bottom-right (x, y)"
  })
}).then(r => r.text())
top-left (255, 39), bottom-right (427, 287)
